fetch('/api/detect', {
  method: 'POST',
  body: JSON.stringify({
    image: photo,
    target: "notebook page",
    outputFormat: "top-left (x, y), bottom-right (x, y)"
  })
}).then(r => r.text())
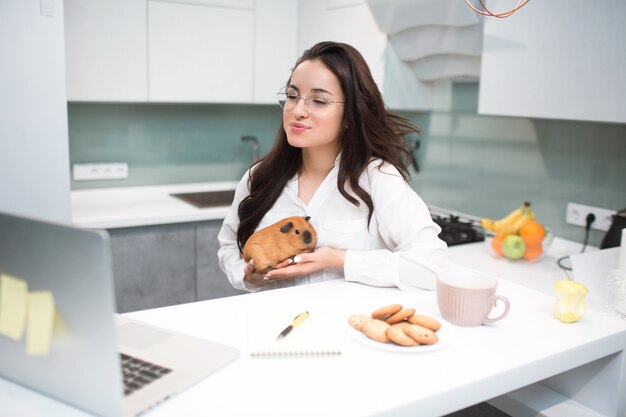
top-left (247, 309), bottom-right (342, 357)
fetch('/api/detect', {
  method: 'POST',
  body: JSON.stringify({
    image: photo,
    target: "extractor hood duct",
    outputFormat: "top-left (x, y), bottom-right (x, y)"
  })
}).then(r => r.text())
top-left (366, 0), bottom-right (484, 82)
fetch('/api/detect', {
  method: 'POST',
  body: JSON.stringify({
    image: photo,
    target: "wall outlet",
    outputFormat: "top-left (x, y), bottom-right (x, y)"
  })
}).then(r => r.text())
top-left (566, 202), bottom-right (616, 232)
top-left (73, 162), bottom-right (129, 181)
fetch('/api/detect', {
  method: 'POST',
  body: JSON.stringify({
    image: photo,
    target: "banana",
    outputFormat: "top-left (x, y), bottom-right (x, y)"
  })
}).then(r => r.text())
top-left (481, 202), bottom-right (531, 233)
top-left (495, 208), bottom-right (535, 235)
top-left (480, 218), bottom-right (495, 231)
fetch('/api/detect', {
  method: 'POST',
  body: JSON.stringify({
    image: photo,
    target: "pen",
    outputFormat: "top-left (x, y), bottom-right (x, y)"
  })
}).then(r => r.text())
top-left (276, 311), bottom-right (309, 340)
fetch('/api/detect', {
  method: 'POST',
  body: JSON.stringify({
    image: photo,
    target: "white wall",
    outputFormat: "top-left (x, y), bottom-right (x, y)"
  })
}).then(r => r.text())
top-left (0, 0), bottom-right (71, 223)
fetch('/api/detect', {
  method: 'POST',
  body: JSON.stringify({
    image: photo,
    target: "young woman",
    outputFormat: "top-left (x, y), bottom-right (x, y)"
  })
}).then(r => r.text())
top-left (218, 41), bottom-right (447, 292)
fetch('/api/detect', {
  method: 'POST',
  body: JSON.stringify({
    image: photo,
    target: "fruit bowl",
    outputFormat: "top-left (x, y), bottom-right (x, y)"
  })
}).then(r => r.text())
top-left (484, 227), bottom-right (554, 262)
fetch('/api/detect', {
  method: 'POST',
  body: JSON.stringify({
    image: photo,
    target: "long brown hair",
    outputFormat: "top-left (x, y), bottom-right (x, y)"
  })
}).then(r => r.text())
top-left (236, 41), bottom-right (419, 252)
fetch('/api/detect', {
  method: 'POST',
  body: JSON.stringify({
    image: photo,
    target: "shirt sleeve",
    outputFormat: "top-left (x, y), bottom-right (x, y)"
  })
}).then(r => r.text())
top-left (343, 164), bottom-right (448, 290)
top-left (217, 171), bottom-right (262, 292)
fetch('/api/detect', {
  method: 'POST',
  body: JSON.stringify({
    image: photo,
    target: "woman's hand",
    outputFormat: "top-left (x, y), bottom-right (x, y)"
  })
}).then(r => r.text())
top-left (242, 258), bottom-right (294, 288)
top-left (264, 247), bottom-right (346, 280)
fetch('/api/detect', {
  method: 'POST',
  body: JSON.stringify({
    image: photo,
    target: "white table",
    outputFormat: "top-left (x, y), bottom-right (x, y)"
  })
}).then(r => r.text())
top-left (128, 278), bottom-right (626, 417)
top-left (1, 240), bottom-right (625, 417)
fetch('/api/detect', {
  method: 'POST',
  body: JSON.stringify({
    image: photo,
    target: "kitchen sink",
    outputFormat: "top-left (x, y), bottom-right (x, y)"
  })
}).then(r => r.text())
top-left (170, 190), bottom-right (235, 208)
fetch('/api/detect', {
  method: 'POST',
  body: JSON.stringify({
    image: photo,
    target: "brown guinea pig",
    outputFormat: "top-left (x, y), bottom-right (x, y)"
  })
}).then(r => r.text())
top-left (242, 216), bottom-right (318, 273)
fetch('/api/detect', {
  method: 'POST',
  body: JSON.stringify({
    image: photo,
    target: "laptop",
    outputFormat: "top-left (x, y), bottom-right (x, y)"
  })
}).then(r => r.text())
top-left (0, 212), bottom-right (240, 417)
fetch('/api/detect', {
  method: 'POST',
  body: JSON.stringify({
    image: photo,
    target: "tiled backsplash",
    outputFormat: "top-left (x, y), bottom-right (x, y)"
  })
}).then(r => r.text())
top-left (68, 103), bottom-right (282, 188)
top-left (68, 83), bottom-right (626, 245)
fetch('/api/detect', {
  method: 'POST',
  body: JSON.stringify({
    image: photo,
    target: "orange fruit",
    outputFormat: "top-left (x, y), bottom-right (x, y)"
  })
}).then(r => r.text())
top-left (520, 220), bottom-right (545, 239)
top-left (523, 242), bottom-right (543, 261)
top-left (522, 235), bottom-right (543, 246)
top-left (491, 233), bottom-right (507, 256)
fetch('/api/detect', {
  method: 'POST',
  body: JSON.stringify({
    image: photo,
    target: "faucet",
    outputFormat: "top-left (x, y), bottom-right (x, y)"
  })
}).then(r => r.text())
top-left (406, 138), bottom-right (420, 173)
top-left (241, 136), bottom-right (260, 164)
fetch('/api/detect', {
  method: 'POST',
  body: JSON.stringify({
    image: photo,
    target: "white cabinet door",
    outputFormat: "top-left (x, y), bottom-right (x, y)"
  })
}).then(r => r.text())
top-left (479, 0), bottom-right (626, 124)
top-left (148, 1), bottom-right (254, 103)
top-left (254, 0), bottom-right (299, 104)
top-left (64, 0), bottom-right (147, 102)
top-left (299, 0), bottom-right (387, 88)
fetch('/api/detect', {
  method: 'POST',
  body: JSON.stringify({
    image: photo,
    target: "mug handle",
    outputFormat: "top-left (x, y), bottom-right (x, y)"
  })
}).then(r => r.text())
top-left (483, 295), bottom-right (510, 324)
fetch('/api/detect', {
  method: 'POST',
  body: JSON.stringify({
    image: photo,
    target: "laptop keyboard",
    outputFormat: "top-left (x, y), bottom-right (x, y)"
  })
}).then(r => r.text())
top-left (120, 353), bottom-right (172, 396)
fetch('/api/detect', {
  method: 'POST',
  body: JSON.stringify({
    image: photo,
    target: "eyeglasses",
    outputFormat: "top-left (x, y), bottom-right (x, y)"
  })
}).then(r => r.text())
top-left (277, 87), bottom-right (344, 115)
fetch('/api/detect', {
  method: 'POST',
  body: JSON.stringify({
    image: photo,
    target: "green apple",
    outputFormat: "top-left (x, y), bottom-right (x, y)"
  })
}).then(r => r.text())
top-left (502, 235), bottom-right (526, 260)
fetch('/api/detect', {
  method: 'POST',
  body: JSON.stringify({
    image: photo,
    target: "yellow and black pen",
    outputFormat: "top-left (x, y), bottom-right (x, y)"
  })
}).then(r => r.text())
top-left (276, 311), bottom-right (309, 340)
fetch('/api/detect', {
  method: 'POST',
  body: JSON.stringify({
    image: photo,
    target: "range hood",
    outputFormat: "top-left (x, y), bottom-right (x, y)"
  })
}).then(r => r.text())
top-left (366, 0), bottom-right (483, 82)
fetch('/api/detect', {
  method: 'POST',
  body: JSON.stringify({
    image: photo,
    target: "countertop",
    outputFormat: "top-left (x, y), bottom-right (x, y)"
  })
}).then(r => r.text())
top-left (449, 238), bottom-right (607, 307)
top-left (71, 182), bottom-right (238, 229)
top-left (71, 182), bottom-right (610, 309)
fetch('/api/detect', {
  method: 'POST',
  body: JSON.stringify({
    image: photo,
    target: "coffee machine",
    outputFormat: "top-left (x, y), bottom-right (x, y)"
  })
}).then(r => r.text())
top-left (601, 207), bottom-right (626, 249)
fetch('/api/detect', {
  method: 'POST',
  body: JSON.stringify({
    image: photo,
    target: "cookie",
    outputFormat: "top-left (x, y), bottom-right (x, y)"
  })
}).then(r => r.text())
top-left (371, 304), bottom-right (403, 320)
top-left (386, 325), bottom-right (419, 347)
top-left (390, 321), bottom-right (411, 330)
top-left (403, 324), bottom-right (439, 345)
top-left (361, 319), bottom-right (391, 343)
top-left (385, 308), bottom-right (416, 324)
top-left (407, 314), bottom-right (442, 332)
top-left (348, 314), bottom-right (372, 331)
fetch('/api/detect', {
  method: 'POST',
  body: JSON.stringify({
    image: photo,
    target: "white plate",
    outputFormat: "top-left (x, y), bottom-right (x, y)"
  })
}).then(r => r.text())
top-left (345, 318), bottom-right (456, 353)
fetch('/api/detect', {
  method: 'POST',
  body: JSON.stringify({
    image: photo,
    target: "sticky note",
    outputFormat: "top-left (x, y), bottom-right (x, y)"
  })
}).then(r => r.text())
top-left (0, 274), bottom-right (28, 340)
top-left (26, 291), bottom-right (55, 355)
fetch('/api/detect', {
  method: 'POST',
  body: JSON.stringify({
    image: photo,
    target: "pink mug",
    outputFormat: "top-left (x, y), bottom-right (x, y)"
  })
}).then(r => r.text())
top-left (437, 270), bottom-right (510, 327)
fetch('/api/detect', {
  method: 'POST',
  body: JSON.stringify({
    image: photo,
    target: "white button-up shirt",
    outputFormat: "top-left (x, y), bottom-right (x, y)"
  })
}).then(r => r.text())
top-left (217, 156), bottom-right (448, 292)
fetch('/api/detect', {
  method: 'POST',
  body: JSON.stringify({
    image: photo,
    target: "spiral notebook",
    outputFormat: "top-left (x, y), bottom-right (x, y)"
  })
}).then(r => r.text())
top-left (247, 309), bottom-right (342, 357)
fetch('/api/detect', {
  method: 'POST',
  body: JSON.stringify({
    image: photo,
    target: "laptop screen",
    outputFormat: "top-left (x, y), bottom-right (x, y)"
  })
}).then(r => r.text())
top-left (0, 212), bottom-right (125, 417)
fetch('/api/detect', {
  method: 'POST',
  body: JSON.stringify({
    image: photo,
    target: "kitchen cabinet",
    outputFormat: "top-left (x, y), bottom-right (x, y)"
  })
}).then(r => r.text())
top-left (478, 0), bottom-right (626, 124)
top-left (109, 223), bottom-right (196, 313)
top-left (299, 0), bottom-right (433, 110)
top-left (254, 0), bottom-right (299, 103)
top-left (196, 222), bottom-right (246, 300)
top-left (148, 1), bottom-right (254, 102)
top-left (64, 0), bottom-right (297, 104)
top-left (149, 0), bottom-right (297, 103)
top-left (64, 0), bottom-right (148, 102)
top-left (109, 221), bottom-right (244, 313)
